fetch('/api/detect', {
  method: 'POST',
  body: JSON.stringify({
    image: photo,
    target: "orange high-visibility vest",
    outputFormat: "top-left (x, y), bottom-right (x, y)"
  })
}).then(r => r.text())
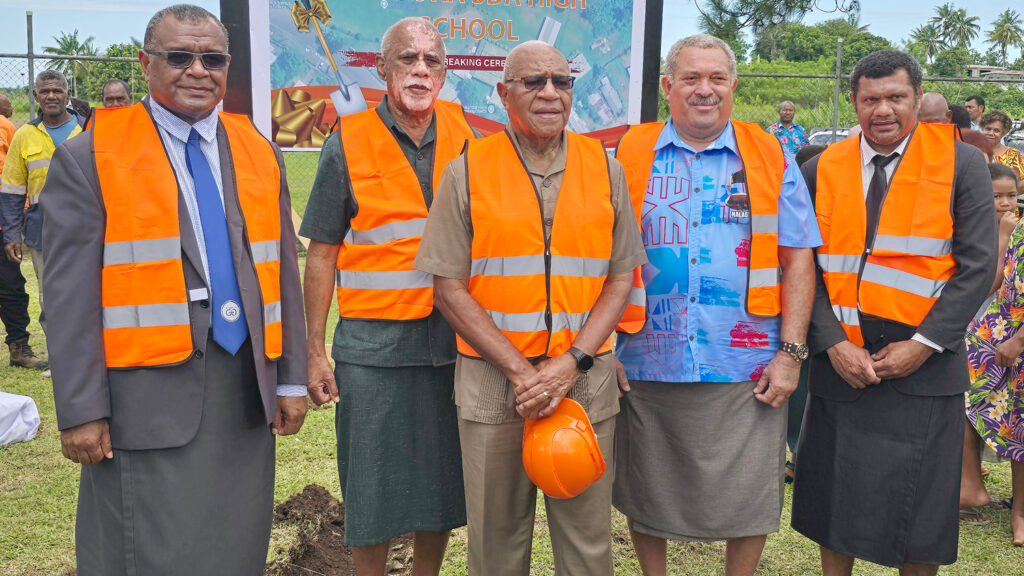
top-left (613, 120), bottom-right (786, 323)
top-left (459, 130), bottom-right (615, 359)
top-left (814, 123), bottom-right (958, 346)
top-left (335, 100), bottom-right (475, 320)
top-left (93, 103), bottom-right (283, 367)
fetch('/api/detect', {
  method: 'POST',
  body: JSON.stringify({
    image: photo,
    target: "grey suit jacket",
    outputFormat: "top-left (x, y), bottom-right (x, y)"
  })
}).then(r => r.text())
top-left (41, 105), bottom-right (308, 450)
top-left (803, 137), bottom-right (996, 399)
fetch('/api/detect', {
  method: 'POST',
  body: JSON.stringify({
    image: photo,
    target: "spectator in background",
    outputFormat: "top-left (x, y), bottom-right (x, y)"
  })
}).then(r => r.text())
top-left (963, 163), bottom-right (1024, 544)
top-left (0, 93), bottom-right (42, 372)
top-left (768, 100), bottom-right (809, 158)
top-left (0, 69), bottom-right (84, 374)
top-left (982, 110), bottom-right (1024, 186)
top-left (101, 79), bottom-right (132, 108)
top-left (950, 104), bottom-right (972, 130)
top-left (965, 95), bottom-right (986, 130)
top-left (919, 92), bottom-right (952, 123)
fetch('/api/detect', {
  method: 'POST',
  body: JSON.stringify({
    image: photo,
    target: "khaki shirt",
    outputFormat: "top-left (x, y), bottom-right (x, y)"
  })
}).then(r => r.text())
top-left (415, 129), bottom-right (647, 424)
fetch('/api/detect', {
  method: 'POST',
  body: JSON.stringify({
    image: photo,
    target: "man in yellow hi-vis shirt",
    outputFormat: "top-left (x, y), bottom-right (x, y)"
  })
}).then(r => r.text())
top-left (0, 69), bottom-right (84, 370)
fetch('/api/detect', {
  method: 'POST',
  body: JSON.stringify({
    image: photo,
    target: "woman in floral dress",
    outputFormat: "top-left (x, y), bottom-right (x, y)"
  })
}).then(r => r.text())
top-left (965, 164), bottom-right (1024, 545)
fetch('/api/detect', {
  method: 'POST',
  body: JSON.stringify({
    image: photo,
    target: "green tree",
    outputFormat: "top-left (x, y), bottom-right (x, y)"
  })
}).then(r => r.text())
top-left (80, 41), bottom-right (146, 103)
top-left (698, 5), bottom-right (749, 62)
top-left (945, 8), bottom-right (981, 48)
top-left (931, 45), bottom-right (973, 77)
top-left (929, 3), bottom-right (959, 40)
top-left (43, 30), bottom-right (97, 98)
top-left (778, 23), bottom-right (832, 62)
top-left (986, 9), bottom-right (1024, 67)
top-left (909, 23), bottom-right (946, 64)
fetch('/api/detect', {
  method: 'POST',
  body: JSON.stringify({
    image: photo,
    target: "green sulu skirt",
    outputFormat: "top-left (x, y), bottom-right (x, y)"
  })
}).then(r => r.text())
top-left (334, 361), bottom-right (466, 547)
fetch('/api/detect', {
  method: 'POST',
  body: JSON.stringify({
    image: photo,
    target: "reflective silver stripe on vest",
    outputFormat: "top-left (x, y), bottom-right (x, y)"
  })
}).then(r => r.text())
top-left (26, 157), bottom-right (50, 171)
top-left (471, 255), bottom-right (609, 278)
top-left (831, 304), bottom-right (860, 326)
top-left (336, 269), bottom-right (433, 290)
top-left (816, 253), bottom-right (861, 274)
top-left (28, 195), bottom-right (40, 205)
top-left (748, 267), bottom-right (779, 288)
top-left (102, 302), bottom-right (190, 329)
top-left (486, 310), bottom-right (590, 333)
top-left (249, 240), bottom-right (280, 264)
top-left (1, 183), bottom-right (26, 195)
top-left (861, 262), bottom-right (947, 299)
top-left (751, 214), bottom-right (778, 234)
top-left (264, 301), bottom-right (281, 325)
top-left (627, 286), bottom-right (646, 306)
top-left (103, 237), bottom-right (181, 266)
top-left (873, 235), bottom-right (953, 258)
top-left (344, 218), bottom-right (426, 246)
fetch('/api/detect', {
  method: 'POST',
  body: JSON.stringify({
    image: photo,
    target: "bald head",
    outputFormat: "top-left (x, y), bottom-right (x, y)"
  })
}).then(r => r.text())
top-left (0, 94), bottom-right (11, 118)
top-left (381, 17), bottom-right (445, 62)
top-left (502, 40), bottom-right (565, 81)
top-left (919, 92), bottom-right (951, 123)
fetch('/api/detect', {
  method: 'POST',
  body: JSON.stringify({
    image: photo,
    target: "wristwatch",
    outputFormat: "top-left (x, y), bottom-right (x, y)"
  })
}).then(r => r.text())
top-left (779, 342), bottom-right (809, 364)
top-left (568, 347), bottom-right (595, 373)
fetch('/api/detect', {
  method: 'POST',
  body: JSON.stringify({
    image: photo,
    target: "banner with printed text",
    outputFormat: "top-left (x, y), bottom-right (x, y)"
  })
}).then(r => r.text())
top-left (250, 0), bottom-right (652, 149)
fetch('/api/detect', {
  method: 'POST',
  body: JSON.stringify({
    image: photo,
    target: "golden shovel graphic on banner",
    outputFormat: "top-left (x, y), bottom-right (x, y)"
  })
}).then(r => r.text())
top-left (292, 0), bottom-right (367, 117)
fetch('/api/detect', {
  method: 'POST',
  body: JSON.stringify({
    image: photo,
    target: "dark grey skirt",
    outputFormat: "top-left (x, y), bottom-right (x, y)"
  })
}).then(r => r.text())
top-left (76, 340), bottom-right (274, 576)
top-left (791, 385), bottom-right (964, 568)
top-left (612, 379), bottom-right (787, 541)
top-left (335, 362), bottom-right (466, 547)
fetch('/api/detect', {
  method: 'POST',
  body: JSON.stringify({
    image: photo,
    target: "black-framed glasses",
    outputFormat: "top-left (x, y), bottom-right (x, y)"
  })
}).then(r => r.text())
top-left (146, 50), bottom-right (231, 70)
top-left (505, 75), bottom-right (575, 91)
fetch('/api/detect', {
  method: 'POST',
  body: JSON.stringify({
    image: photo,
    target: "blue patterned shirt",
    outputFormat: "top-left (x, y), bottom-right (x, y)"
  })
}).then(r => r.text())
top-left (615, 121), bottom-right (821, 383)
top-left (767, 121), bottom-right (809, 158)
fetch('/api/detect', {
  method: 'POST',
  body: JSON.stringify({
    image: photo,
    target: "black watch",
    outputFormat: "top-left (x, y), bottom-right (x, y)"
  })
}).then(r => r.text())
top-left (568, 347), bottom-right (595, 373)
top-left (779, 342), bottom-right (809, 364)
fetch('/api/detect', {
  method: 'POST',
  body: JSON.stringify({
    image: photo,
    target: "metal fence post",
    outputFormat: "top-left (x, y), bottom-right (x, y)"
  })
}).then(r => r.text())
top-left (26, 11), bottom-right (34, 120)
top-left (831, 38), bottom-right (842, 144)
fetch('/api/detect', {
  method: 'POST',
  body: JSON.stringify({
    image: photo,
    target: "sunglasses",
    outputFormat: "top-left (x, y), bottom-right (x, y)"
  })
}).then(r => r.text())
top-left (505, 75), bottom-right (575, 91)
top-left (146, 50), bottom-right (231, 70)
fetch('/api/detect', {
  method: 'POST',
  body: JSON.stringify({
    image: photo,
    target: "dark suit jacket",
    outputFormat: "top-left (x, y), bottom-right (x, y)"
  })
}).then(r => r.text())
top-left (803, 136), bottom-right (996, 399)
top-left (41, 104), bottom-right (307, 450)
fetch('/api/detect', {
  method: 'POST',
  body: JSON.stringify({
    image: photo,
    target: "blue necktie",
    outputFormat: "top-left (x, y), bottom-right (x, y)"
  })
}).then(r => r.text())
top-left (185, 128), bottom-right (248, 355)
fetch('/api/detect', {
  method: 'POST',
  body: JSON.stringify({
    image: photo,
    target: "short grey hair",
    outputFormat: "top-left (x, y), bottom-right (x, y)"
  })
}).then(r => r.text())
top-left (102, 78), bottom-right (131, 96)
top-left (381, 17), bottom-right (446, 61)
top-left (144, 4), bottom-right (228, 51)
top-left (664, 34), bottom-right (737, 80)
top-left (779, 100), bottom-right (795, 111)
top-left (35, 69), bottom-right (68, 91)
top-left (502, 40), bottom-right (561, 81)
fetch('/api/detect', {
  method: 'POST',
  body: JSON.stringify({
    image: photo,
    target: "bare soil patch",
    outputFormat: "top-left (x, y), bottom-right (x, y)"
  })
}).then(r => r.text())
top-left (266, 485), bottom-right (414, 576)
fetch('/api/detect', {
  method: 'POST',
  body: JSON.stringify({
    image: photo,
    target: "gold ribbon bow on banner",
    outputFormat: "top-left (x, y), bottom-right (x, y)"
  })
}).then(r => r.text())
top-left (272, 89), bottom-right (331, 148)
top-left (291, 0), bottom-right (331, 33)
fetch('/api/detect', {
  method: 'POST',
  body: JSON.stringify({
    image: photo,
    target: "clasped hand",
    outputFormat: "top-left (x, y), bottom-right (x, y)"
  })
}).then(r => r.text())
top-left (513, 353), bottom-right (579, 420)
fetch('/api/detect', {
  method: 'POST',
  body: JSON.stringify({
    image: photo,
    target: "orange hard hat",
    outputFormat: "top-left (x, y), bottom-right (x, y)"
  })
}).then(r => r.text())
top-left (522, 398), bottom-right (606, 499)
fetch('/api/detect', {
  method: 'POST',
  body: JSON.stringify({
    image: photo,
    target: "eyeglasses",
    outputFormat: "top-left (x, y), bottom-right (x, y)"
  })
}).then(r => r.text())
top-left (505, 75), bottom-right (575, 91)
top-left (146, 50), bottom-right (231, 70)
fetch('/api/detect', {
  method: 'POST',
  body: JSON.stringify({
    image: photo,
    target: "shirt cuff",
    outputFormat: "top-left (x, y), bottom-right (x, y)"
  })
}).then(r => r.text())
top-left (276, 384), bottom-right (308, 397)
top-left (911, 333), bottom-right (943, 353)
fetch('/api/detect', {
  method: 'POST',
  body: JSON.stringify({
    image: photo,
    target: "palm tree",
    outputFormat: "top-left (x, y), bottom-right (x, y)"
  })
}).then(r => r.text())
top-left (945, 8), bottom-right (981, 48)
top-left (929, 3), bottom-right (958, 40)
top-left (43, 30), bottom-right (98, 98)
top-left (986, 9), bottom-right (1024, 67)
top-left (911, 23), bottom-right (947, 64)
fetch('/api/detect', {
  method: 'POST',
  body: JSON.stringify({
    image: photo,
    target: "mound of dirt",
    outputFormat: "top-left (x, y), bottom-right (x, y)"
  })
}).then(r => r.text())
top-left (265, 484), bottom-right (414, 576)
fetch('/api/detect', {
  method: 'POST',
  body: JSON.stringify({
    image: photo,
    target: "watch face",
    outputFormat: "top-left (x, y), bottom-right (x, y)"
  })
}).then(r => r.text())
top-left (578, 354), bottom-right (595, 372)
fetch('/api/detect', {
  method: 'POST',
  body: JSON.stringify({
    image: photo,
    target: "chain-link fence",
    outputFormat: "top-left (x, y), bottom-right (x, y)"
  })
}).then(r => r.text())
top-left (2, 53), bottom-right (1022, 211)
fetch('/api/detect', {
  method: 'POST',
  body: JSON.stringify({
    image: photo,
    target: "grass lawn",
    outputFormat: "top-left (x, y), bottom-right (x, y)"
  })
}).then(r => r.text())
top-left (3, 190), bottom-right (1024, 573)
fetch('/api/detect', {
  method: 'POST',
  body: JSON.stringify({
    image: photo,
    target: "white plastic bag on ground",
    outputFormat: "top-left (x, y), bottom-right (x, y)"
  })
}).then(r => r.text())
top-left (0, 391), bottom-right (40, 446)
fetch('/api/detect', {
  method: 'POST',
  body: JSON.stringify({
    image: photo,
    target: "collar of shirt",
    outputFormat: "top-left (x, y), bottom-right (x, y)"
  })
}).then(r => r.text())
top-left (375, 95), bottom-right (437, 150)
top-left (655, 118), bottom-right (738, 156)
top-left (506, 128), bottom-right (568, 178)
top-left (148, 97), bottom-right (220, 147)
top-left (858, 128), bottom-right (912, 197)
